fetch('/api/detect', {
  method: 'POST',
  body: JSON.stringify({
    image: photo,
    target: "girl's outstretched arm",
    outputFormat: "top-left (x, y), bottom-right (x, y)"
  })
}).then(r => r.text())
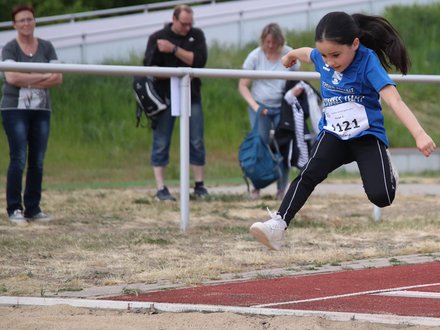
top-left (380, 85), bottom-right (436, 157)
top-left (282, 47), bottom-right (313, 68)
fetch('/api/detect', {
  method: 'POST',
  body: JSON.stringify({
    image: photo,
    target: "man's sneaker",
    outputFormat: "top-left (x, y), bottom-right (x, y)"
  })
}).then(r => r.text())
top-left (194, 185), bottom-right (209, 198)
top-left (9, 209), bottom-right (27, 226)
top-left (249, 208), bottom-right (287, 250)
top-left (28, 212), bottom-right (52, 222)
top-left (155, 186), bottom-right (176, 201)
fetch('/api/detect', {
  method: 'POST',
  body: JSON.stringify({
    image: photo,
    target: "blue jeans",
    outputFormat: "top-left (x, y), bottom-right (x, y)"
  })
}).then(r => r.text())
top-left (248, 105), bottom-right (289, 192)
top-left (151, 101), bottom-right (205, 166)
top-left (1, 110), bottom-right (51, 217)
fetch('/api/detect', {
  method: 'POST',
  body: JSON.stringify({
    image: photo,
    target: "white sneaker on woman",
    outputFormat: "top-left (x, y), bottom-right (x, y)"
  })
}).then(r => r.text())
top-left (9, 209), bottom-right (27, 226)
top-left (29, 212), bottom-right (52, 222)
top-left (249, 208), bottom-right (287, 250)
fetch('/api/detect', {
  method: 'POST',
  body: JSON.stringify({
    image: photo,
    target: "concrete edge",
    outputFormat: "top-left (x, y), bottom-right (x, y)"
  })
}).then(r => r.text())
top-left (43, 253), bottom-right (440, 299)
top-left (0, 296), bottom-right (439, 327)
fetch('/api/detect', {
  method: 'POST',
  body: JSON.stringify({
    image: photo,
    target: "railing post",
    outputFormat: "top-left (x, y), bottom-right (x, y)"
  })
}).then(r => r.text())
top-left (80, 33), bottom-right (87, 64)
top-left (238, 11), bottom-right (243, 49)
top-left (307, 1), bottom-right (312, 31)
top-left (179, 74), bottom-right (191, 232)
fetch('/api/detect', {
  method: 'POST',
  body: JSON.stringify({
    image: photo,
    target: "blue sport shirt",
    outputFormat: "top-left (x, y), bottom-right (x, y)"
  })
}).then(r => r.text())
top-left (311, 44), bottom-right (395, 146)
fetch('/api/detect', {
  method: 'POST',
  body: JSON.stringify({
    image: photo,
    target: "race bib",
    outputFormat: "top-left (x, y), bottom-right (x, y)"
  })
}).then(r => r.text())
top-left (323, 102), bottom-right (369, 140)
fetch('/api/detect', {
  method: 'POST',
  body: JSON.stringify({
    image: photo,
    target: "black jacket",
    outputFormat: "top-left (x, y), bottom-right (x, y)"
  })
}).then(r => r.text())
top-left (143, 23), bottom-right (208, 102)
top-left (274, 80), bottom-right (321, 169)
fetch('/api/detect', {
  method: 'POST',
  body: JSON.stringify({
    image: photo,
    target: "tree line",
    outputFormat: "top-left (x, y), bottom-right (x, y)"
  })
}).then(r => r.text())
top-left (1, 0), bottom-right (172, 23)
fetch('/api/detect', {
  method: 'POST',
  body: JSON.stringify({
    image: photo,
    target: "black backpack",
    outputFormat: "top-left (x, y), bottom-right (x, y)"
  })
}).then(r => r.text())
top-left (133, 76), bottom-right (168, 127)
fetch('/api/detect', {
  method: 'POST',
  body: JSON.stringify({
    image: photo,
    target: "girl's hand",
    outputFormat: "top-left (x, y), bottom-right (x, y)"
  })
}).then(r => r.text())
top-left (415, 132), bottom-right (436, 157)
top-left (282, 53), bottom-right (297, 68)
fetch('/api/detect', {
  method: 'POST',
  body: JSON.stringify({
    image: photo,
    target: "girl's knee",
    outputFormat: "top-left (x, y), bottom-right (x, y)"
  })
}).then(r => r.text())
top-left (367, 191), bottom-right (395, 208)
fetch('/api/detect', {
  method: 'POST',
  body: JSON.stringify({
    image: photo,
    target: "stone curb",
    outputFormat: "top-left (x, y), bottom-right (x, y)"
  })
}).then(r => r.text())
top-left (53, 253), bottom-right (440, 299)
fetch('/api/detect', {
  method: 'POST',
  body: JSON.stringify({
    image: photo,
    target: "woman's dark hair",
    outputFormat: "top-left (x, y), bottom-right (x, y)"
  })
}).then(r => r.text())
top-left (315, 11), bottom-right (410, 74)
top-left (12, 4), bottom-right (35, 21)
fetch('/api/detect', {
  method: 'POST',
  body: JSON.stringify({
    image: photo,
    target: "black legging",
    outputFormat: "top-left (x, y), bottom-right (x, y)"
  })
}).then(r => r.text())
top-left (279, 132), bottom-right (397, 226)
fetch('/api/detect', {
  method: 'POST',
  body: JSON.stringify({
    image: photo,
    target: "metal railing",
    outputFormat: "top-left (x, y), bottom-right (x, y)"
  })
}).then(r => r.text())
top-left (1, 61), bottom-right (439, 230)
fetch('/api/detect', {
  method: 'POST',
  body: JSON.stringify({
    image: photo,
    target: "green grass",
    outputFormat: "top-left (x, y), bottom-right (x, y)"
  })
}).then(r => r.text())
top-left (1, 3), bottom-right (439, 187)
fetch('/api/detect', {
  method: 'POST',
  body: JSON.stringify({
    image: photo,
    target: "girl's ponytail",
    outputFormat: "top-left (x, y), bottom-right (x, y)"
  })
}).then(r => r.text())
top-left (352, 13), bottom-right (410, 74)
top-left (315, 12), bottom-right (410, 74)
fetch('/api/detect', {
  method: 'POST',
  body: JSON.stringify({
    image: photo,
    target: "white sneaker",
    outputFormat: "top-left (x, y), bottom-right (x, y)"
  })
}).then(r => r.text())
top-left (8, 209), bottom-right (28, 226)
top-left (249, 208), bottom-right (287, 250)
top-left (28, 212), bottom-right (52, 222)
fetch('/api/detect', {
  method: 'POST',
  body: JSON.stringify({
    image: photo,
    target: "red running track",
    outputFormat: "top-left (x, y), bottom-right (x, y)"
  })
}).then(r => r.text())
top-left (107, 262), bottom-right (440, 318)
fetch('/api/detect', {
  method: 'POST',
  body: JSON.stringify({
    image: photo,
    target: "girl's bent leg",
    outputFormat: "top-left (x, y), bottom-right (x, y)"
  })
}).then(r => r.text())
top-left (353, 136), bottom-right (397, 207)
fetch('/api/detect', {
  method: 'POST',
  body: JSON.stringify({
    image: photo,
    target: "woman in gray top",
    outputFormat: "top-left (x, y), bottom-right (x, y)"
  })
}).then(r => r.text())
top-left (1, 4), bottom-right (62, 224)
top-left (239, 23), bottom-right (302, 200)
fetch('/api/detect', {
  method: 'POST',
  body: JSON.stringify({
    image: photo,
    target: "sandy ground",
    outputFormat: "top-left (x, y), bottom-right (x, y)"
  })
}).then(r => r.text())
top-left (0, 305), bottom-right (435, 330)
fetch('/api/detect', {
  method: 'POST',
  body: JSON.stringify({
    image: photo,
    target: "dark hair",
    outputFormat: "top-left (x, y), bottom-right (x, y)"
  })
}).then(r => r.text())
top-left (315, 11), bottom-right (410, 74)
top-left (12, 4), bottom-right (35, 21)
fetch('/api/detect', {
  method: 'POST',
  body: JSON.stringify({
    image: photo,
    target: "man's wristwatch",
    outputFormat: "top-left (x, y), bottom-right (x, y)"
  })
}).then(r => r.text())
top-left (172, 46), bottom-right (178, 55)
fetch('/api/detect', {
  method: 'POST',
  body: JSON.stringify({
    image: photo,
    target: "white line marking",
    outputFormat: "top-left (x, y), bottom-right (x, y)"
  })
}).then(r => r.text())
top-left (375, 290), bottom-right (440, 299)
top-left (252, 282), bottom-right (440, 308)
top-left (0, 296), bottom-right (439, 327)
